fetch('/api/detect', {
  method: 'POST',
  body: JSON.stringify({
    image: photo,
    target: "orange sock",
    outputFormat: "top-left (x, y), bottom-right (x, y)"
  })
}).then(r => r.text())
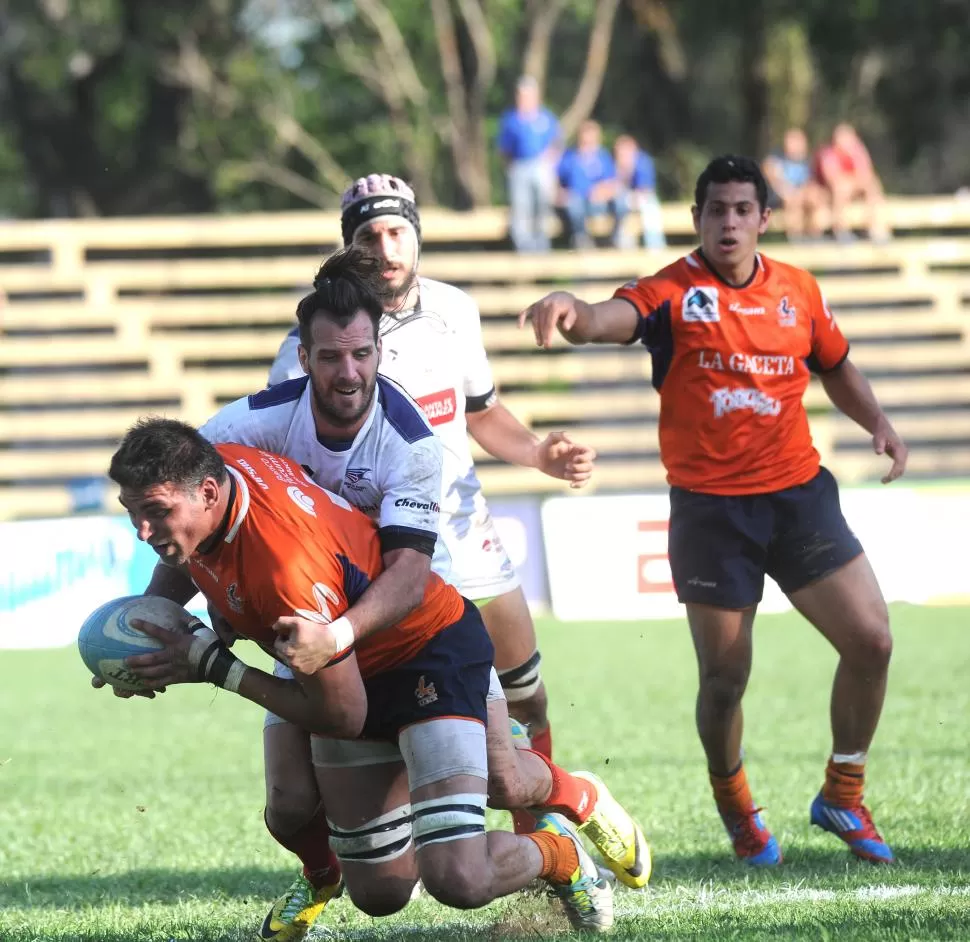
top-left (531, 725), bottom-right (553, 760)
top-left (710, 762), bottom-right (755, 814)
top-left (822, 758), bottom-right (865, 807)
top-left (525, 831), bottom-right (580, 884)
top-left (527, 750), bottom-right (599, 824)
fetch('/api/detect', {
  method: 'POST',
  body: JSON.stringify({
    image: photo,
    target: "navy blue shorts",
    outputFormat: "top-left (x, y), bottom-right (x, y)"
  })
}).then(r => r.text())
top-left (360, 598), bottom-right (495, 742)
top-left (668, 467), bottom-right (864, 609)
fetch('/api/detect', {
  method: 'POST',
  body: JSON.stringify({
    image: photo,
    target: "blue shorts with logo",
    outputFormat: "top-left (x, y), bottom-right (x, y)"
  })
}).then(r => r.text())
top-left (361, 597), bottom-right (495, 741)
top-left (667, 467), bottom-right (864, 609)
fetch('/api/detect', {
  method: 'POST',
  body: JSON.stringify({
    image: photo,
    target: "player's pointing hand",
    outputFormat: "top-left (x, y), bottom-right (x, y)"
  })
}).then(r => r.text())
top-left (518, 291), bottom-right (581, 348)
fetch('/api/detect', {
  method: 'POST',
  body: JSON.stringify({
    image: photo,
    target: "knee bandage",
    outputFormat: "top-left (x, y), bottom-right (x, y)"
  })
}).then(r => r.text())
top-left (497, 650), bottom-right (542, 702)
top-left (327, 804), bottom-right (413, 865)
top-left (411, 793), bottom-right (486, 850)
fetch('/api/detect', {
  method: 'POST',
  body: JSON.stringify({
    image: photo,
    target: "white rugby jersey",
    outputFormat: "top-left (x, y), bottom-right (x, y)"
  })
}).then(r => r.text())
top-left (268, 277), bottom-right (496, 529)
top-left (198, 374), bottom-right (445, 561)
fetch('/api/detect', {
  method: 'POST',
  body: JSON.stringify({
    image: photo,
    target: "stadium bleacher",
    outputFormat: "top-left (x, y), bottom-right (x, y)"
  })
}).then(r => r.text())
top-left (2, 196), bottom-right (969, 520)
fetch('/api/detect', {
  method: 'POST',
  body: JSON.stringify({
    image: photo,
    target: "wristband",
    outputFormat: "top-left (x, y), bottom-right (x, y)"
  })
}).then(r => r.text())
top-left (327, 616), bottom-right (355, 658)
top-left (189, 627), bottom-right (247, 691)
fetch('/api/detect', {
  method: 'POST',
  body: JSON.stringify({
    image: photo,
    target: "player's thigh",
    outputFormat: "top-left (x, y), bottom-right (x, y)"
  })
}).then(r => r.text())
top-left (788, 553), bottom-right (891, 664)
top-left (310, 737), bottom-right (417, 911)
top-left (478, 587), bottom-right (537, 670)
top-left (410, 773), bottom-right (492, 909)
top-left (686, 604), bottom-right (757, 687)
top-left (668, 486), bottom-right (771, 610)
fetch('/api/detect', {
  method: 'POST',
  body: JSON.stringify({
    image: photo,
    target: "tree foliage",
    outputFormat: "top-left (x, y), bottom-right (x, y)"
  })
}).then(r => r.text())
top-left (0, 0), bottom-right (967, 217)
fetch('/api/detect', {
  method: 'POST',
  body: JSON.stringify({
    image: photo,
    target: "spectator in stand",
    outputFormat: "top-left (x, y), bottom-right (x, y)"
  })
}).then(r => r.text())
top-left (814, 123), bottom-right (891, 243)
top-left (556, 120), bottom-right (624, 250)
top-left (762, 128), bottom-right (825, 243)
top-left (497, 76), bottom-right (561, 253)
top-left (614, 135), bottom-right (667, 250)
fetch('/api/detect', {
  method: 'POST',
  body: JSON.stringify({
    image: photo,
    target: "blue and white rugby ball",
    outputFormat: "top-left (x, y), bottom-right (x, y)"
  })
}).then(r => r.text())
top-left (78, 595), bottom-right (196, 692)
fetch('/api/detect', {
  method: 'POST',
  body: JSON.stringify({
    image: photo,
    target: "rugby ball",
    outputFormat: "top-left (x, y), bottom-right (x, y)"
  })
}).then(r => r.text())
top-left (78, 595), bottom-right (198, 693)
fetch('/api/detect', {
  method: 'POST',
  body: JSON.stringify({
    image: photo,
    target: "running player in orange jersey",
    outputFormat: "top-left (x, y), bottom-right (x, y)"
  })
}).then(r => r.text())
top-left (104, 419), bottom-right (616, 934)
top-left (520, 155), bottom-right (907, 866)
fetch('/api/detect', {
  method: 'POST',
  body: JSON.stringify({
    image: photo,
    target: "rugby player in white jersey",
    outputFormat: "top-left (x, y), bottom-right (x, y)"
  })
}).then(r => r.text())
top-left (270, 175), bottom-right (590, 778)
top-left (200, 245), bottom-right (648, 941)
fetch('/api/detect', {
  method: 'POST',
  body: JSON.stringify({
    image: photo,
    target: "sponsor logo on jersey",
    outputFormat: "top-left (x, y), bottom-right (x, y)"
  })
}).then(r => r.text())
top-left (394, 497), bottom-right (441, 512)
top-left (294, 582), bottom-right (340, 625)
top-left (344, 467), bottom-right (371, 490)
top-left (236, 458), bottom-right (270, 490)
top-left (710, 387), bottom-right (782, 419)
top-left (729, 302), bottom-right (765, 316)
top-left (416, 389), bottom-right (457, 426)
top-left (698, 350), bottom-right (795, 375)
top-left (682, 286), bottom-right (720, 322)
top-left (777, 296), bottom-right (797, 327)
top-left (287, 485), bottom-right (317, 517)
top-left (226, 582), bottom-right (245, 614)
top-left (415, 675), bottom-right (438, 706)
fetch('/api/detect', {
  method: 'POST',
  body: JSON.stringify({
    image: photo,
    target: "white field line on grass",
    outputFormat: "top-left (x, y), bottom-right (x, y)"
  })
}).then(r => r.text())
top-left (614, 882), bottom-right (970, 918)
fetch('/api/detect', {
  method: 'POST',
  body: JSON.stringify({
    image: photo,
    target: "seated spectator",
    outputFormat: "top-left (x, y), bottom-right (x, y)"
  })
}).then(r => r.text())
top-left (762, 128), bottom-right (825, 242)
top-left (556, 120), bottom-right (625, 249)
top-left (614, 135), bottom-right (666, 250)
top-left (497, 76), bottom-right (561, 253)
top-left (814, 123), bottom-right (891, 243)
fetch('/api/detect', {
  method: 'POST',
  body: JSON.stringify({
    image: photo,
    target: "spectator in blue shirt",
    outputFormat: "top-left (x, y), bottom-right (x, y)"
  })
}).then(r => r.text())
top-left (614, 135), bottom-right (666, 251)
top-left (556, 120), bottom-right (626, 250)
top-left (497, 76), bottom-right (561, 252)
top-left (762, 127), bottom-right (825, 242)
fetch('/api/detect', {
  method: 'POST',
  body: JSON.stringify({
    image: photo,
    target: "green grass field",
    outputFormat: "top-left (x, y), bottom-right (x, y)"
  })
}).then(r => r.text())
top-left (2, 604), bottom-right (969, 941)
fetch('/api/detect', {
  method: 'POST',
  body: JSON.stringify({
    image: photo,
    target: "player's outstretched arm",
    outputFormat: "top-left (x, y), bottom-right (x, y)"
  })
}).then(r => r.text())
top-left (466, 404), bottom-right (596, 487)
top-left (518, 291), bottom-right (639, 347)
top-left (819, 357), bottom-right (908, 484)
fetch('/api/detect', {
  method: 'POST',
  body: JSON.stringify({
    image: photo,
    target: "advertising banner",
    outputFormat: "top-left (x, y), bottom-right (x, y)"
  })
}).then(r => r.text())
top-left (541, 488), bottom-right (970, 622)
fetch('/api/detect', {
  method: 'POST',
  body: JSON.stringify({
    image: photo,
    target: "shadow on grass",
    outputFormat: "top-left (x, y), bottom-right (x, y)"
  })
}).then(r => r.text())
top-left (648, 845), bottom-right (970, 883)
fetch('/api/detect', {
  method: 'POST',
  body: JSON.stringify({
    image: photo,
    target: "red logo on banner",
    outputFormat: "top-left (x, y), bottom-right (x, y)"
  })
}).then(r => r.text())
top-left (637, 519), bottom-right (673, 594)
top-left (416, 389), bottom-right (457, 426)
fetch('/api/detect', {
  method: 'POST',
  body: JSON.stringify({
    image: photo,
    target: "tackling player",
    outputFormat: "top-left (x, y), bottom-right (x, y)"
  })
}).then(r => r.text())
top-left (269, 174), bottom-right (595, 782)
top-left (196, 247), bottom-right (648, 939)
top-left (106, 420), bottom-right (615, 933)
top-left (520, 155), bottom-right (906, 866)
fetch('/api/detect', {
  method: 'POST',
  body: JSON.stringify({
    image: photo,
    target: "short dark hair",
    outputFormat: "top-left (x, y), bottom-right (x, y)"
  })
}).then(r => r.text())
top-left (109, 417), bottom-right (227, 492)
top-left (297, 245), bottom-right (386, 350)
top-left (694, 155), bottom-right (769, 212)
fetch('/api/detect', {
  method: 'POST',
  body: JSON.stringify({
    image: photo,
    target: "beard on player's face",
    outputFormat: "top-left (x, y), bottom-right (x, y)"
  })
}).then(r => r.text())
top-left (311, 367), bottom-right (377, 431)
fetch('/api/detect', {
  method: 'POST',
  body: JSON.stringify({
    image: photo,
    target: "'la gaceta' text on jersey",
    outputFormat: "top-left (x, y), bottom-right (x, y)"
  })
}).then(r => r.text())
top-left (614, 251), bottom-right (850, 494)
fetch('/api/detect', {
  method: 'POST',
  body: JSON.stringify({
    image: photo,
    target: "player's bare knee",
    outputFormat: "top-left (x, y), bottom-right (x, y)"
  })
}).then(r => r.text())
top-left (264, 792), bottom-right (317, 838)
top-left (851, 623), bottom-right (893, 671)
top-left (421, 856), bottom-right (491, 910)
top-left (346, 881), bottom-right (413, 917)
top-left (507, 681), bottom-right (549, 733)
top-left (699, 667), bottom-right (749, 712)
top-left (487, 762), bottom-right (528, 809)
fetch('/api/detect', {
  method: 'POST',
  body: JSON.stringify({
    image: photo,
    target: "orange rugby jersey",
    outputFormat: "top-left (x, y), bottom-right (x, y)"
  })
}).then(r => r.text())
top-left (614, 251), bottom-right (849, 494)
top-left (187, 443), bottom-right (464, 677)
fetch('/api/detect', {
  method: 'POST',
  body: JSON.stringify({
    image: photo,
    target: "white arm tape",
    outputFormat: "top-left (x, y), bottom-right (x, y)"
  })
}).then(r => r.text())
top-left (327, 616), bottom-right (355, 657)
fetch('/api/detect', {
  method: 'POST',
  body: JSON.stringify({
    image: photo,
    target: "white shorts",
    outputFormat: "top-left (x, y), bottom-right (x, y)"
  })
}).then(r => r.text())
top-left (264, 663), bottom-right (506, 729)
top-left (435, 506), bottom-right (521, 601)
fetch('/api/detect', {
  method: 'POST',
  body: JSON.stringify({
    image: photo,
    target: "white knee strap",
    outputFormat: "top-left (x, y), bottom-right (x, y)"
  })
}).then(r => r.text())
top-left (497, 649), bottom-right (542, 702)
top-left (411, 793), bottom-right (486, 850)
top-left (327, 804), bottom-right (413, 865)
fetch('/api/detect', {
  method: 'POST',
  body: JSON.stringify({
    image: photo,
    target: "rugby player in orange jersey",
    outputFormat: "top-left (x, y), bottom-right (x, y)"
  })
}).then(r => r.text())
top-left (103, 420), bottom-right (616, 934)
top-left (519, 155), bottom-right (908, 866)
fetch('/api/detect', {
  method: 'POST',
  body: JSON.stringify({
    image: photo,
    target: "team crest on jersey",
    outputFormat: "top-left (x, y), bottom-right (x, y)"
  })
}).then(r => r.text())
top-left (226, 582), bottom-right (244, 614)
top-left (777, 296), bottom-right (797, 327)
top-left (682, 286), bottom-right (720, 322)
top-left (415, 675), bottom-right (438, 706)
top-left (287, 485), bottom-right (317, 517)
top-left (344, 467), bottom-right (371, 490)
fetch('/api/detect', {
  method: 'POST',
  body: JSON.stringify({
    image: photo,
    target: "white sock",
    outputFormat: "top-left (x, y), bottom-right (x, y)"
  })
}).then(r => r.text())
top-left (831, 751), bottom-right (867, 766)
